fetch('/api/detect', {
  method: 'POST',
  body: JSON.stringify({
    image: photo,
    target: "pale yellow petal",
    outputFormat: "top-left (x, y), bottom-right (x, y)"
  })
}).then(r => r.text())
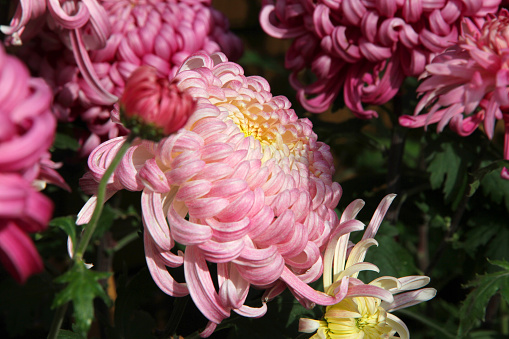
top-left (386, 313), bottom-right (410, 339)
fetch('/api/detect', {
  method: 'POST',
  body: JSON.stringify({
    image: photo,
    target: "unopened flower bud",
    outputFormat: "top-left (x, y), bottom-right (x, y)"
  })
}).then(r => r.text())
top-left (120, 66), bottom-right (195, 141)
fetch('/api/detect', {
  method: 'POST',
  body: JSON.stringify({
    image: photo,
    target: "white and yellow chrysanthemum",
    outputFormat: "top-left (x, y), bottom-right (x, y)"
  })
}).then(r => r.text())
top-left (300, 195), bottom-right (437, 339)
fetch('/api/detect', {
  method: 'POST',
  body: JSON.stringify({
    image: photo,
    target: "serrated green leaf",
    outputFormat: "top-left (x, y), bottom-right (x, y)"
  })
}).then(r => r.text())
top-left (49, 216), bottom-right (78, 251)
top-left (52, 262), bottom-right (112, 337)
top-left (469, 160), bottom-right (509, 196)
top-left (460, 223), bottom-right (500, 257)
top-left (489, 259), bottom-right (509, 271)
top-left (458, 260), bottom-right (509, 336)
top-left (481, 169), bottom-right (509, 210)
top-left (426, 141), bottom-right (472, 203)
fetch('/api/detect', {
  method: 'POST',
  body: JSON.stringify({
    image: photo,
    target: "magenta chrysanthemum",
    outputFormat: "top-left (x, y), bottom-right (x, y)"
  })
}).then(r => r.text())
top-left (0, 44), bottom-right (57, 283)
top-left (17, 0), bottom-right (243, 155)
top-left (399, 9), bottom-right (509, 179)
top-left (259, 0), bottom-right (500, 118)
top-left (78, 52), bottom-right (343, 336)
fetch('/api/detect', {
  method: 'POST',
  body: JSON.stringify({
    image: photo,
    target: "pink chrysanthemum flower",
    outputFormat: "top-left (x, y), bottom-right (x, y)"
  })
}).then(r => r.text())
top-left (300, 195), bottom-right (436, 339)
top-left (78, 52), bottom-right (343, 336)
top-left (259, 0), bottom-right (500, 118)
top-left (18, 0), bottom-right (243, 155)
top-left (400, 9), bottom-right (509, 179)
top-left (0, 44), bottom-right (58, 283)
top-left (0, 43), bottom-right (56, 181)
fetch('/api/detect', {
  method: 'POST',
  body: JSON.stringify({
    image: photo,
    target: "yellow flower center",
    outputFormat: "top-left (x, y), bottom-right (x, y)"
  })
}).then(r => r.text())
top-left (222, 98), bottom-right (316, 170)
top-left (322, 297), bottom-right (392, 339)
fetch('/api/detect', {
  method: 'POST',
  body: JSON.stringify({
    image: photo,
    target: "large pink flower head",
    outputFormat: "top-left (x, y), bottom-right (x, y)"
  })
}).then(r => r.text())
top-left (399, 9), bottom-right (509, 179)
top-left (259, 0), bottom-right (501, 118)
top-left (0, 44), bottom-right (57, 283)
top-left (20, 0), bottom-right (243, 155)
top-left (78, 52), bottom-right (343, 336)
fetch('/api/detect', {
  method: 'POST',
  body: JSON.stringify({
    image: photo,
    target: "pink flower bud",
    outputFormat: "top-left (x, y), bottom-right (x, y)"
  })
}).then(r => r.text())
top-left (120, 66), bottom-right (196, 140)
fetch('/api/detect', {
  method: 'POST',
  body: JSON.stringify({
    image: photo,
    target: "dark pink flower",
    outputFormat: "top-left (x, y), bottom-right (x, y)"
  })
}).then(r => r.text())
top-left (0, 43), bottom-right (56, 179)
top-left (260, 0), bottom-right (500, 118)
top-left (0, 173), bottom-right (53, 284)
top-left (15, 0), bottom-right (243, 155)
top-left (0, 43), bottom-right (60, 282)
top-left (399, 9), bottom-right (509, 178)
top-left (119, 65), bottom-right (196, 139)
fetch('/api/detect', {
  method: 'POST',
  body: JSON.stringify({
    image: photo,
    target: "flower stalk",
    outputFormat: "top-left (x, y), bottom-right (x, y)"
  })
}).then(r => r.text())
top-left (48, 133), bottom-right (134, 339)
top-left (74, 133), bottom-right (135, 263)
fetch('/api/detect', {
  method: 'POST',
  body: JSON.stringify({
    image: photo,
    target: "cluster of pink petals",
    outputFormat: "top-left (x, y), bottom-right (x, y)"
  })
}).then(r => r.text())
top-left (260, 0), bottom-right (501, 118)
top-left (15, 0), bottom-right (243, 155)
top-left (78, 52), bottom-right (342, 336)
top-left (400, 9), bottom-right (509, 179)
top-left (0, 44), bottom-right (57, 283)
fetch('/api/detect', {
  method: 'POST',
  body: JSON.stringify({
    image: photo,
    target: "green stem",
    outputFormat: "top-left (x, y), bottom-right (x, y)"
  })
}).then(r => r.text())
top-left (396, 309), bottom-right (455, 338)
top-left (108, 231), bottom-right (140, 254)
top-left (47, 301), bottom-right (68, 339)
top-left (48, 134), bottom-right (134, 339)
top-left (74, 134), bottom-right (135, 262)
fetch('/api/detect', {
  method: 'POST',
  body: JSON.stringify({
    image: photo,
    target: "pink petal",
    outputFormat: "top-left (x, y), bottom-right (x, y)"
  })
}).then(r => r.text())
top-left (144, 232), bottom-right (188, 297)
top-left (0, 221), bottom-right (44, 284)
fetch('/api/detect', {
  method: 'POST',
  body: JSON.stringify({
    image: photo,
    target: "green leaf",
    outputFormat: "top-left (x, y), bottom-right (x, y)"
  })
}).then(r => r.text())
top-left (426, 142), bottom-right (471, 203)
top-left (53, 133), bottom-right (80, 151)
top-left (481, 169), bottom-right (509, 210)
top-left (52, 262), bottom-right (112, 337)
top-left (469, 160), bottom-right (509, 197)
top-left (458, 260), bottom-right (509, 336)
top-left (49, 216), bottom-right (78, 252)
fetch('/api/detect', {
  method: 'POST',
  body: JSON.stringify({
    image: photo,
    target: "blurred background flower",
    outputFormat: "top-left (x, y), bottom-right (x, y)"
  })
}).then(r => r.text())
top-left (8, 0), bottom-right (243, 155)
top-left (0, 43), bottom-right (60, 283)
top-left (260, 0), bottom-right (500, 118)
